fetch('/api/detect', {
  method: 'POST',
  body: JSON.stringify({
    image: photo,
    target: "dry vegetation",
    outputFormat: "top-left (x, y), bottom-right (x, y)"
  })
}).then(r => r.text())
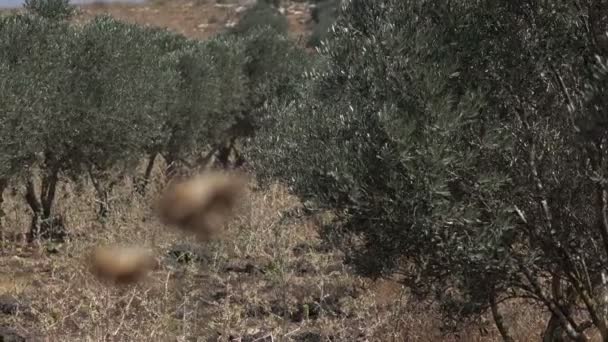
top-left (0, 158), bottom-right (546, 341)
top-left (0, 1), bottom-right (553, 341)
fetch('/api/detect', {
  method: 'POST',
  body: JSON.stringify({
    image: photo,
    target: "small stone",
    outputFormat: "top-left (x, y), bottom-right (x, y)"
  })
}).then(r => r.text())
top-left (0, 326), bottom-right (25, 342)
top-left (0, 295), bottom-right (29, 315)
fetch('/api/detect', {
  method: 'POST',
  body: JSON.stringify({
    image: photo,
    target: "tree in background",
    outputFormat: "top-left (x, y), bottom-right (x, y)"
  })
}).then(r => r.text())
top-left (138, 4), bottom-right (311, 179)
top-left (158, 34), bottom-right (248, 176)
top-left (213, 4), bottom-right (312, 171)
top-left (0, 12), bottom-right (178, 234)
top-left (0, 0), bottom-right (313, 237)
top-left (229, 0), bottom-right (288, 37)
top-left (23, 0), bottom-right (74, 20)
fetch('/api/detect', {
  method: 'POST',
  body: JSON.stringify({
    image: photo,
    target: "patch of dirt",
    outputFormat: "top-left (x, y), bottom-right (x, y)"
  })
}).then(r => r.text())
top-left (72, 0), bottom-right (312, 40)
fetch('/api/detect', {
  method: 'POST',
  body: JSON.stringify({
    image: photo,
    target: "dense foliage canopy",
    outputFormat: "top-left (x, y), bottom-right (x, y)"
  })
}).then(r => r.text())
top-left (249, 0), bottom-right (608, 340)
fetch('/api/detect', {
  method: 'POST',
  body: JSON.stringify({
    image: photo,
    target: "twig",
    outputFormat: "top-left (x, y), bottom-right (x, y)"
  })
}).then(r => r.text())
top-left (549, 64), bottom-right (581, 133)
top-left (513, 205), bottom-right (527, 224)
top-left (112, 289), bottom-right (137, 336)
top-left (284, 327), bottom-right (301, 337)
top-left (164, 270), bottom-right (171, 301)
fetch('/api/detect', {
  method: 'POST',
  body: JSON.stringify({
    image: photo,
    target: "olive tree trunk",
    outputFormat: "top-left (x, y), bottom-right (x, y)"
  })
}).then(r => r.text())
top-left (25, 168), bottom-right (64, 241)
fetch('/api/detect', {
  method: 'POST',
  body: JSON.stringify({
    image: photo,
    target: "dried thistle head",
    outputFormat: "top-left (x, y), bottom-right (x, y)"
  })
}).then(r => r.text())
top-left (89, 245), bottom-right (158, 285)
top-left (156, 171), bottom-right (248, 240)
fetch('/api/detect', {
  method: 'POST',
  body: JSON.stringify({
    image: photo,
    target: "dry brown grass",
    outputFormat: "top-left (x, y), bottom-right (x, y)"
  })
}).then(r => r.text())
top-left (0, 158), bottom-right (550, 341)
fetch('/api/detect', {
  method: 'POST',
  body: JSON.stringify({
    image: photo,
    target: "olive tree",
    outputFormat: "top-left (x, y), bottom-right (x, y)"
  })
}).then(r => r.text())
top-left (0, 13), bottom-right (73, 240)
top-left (156, 34), bottom-right (248, 177)
top-left (158, 25), bottom-right (310, 175)
top-left (0, 13), bottom-right (177, 236)
top-left (217, 26), bottom-right (311, 169)
top-left (250, 0), bottom-right (608, 340)
top-left (129, 27), bottom-right (193, 194)
top-left (63, 16), bottom-right (178, 217)
top-left (230, 1), bottom-right (288, 37)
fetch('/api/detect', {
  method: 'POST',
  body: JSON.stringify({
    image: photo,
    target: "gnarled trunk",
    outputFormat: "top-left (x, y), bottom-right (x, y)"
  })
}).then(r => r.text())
top-left (0, 179), bottom-right (7, 242)
top-left (25, 169), bottom-right (64, 242)
top-left (543, 276), bottom-right (583, 342)
top-left (543, 314), bottom-right (568, 342)
top-left (490, 293), bottom-right (514, 342)
top-left (135, 152), bottom-right (158, 195)
top-left (0, 178), bottom-right (6, 218)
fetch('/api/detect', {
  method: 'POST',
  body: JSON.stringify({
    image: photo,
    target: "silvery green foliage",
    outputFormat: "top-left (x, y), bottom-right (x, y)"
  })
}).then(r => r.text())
top-left (0, 14), bottom-right (185, 181)
top-left (240, 26), bottom-right (311, 116)
top-left (151, 24), bottom-right (309, 169)
top-left (59, 16), bottom-right (179, 177)
top-left (0, 6), bottom-right (310, 226)
top-left (0, 13), bottom-right (190, 234)
top-left (0, 14), bottom-right (72, 180)
top-left (250, 0), bottom-right (608, 338)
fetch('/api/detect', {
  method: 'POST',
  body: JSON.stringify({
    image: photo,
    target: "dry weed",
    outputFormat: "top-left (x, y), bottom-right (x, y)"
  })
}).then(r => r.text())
top-left (0, 158), bottom-right (549, 341)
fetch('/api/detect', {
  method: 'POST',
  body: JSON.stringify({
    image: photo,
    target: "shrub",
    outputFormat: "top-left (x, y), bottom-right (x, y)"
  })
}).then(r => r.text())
top-left (230, 1), bottom-right (288, 36)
